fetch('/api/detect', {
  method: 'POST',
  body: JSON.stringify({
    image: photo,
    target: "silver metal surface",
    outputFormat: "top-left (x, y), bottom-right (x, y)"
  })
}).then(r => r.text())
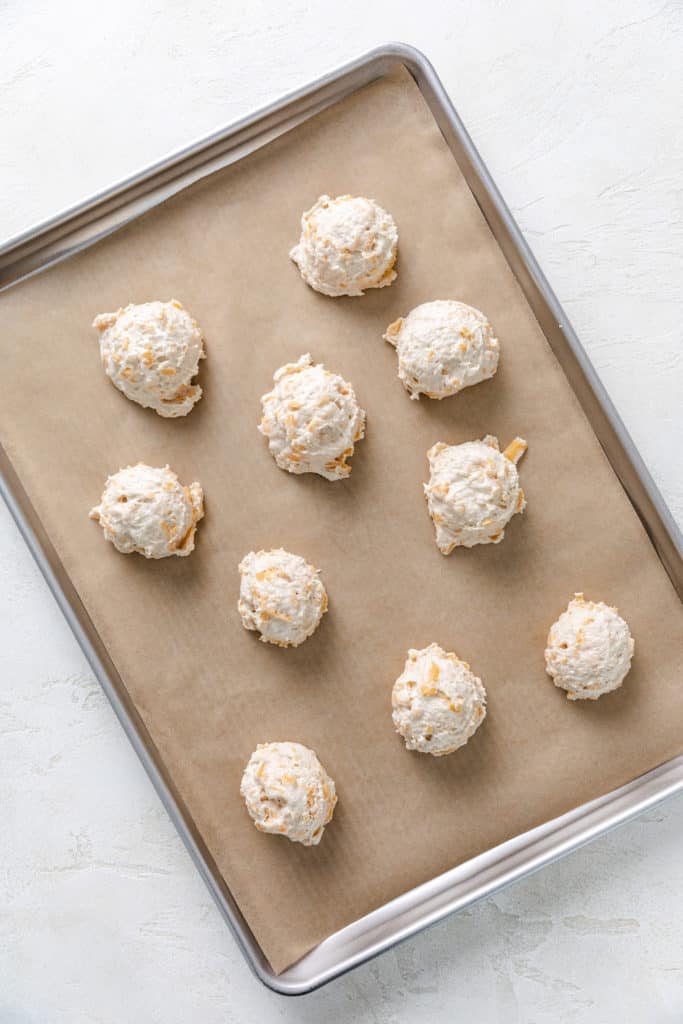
top-left (1, 43), bottom-right (681, 995)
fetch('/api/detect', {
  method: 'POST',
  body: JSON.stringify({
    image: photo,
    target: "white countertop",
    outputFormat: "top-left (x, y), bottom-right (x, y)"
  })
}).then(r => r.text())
top-left (2, 1), bottom-right (682, 1020)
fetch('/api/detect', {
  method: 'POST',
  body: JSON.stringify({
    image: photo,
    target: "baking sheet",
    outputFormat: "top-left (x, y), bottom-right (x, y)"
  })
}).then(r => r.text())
top-left (1, 66), bottom-right (682, 974)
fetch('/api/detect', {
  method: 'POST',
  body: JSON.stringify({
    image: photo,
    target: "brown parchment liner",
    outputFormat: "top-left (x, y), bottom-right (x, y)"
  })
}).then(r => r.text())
top-left (1, 68), bottom-right (681, 974)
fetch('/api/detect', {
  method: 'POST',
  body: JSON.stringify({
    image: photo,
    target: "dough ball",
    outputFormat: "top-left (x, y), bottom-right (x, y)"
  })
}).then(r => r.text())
top-left (424, 435), bottom-right (527, 553)
top-left (392, 643), bottom-right (487, 756)
top-left (384, 299), bottom-right (499, 400)
top-left (93, 299), bottom-right (205, 417)
top-left (259, 353), bottom-right (366, 481)
top-left (240, 741), bottom-right (337, 846)
top-left (238, 548), bottom-right (328, 647)
top-left (289, 194), bottom-right (398, 297)
top-left (545, 593), bottom-right (634, 700)
top-left (89, 463), bottom-right (204, 558)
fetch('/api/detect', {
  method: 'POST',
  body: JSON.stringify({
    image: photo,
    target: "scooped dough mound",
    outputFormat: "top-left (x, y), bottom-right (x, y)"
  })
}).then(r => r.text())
top-left (424, 435), bottom-right (527, 553)
top-left (93, 299), bottom-right (205, 416)
top-left (240, 741), bottom-right (337, 845)
top-left (238, 548), bottom-right (328, 647)
top-left (289, 194), bottom-right (398, 297)
top-left (384, 299), bottom-right (500, 400)
top-left (545, 593), bottom-right (634, 700)
top-left (392, 643), bottom-right (487, 756)
top-left (259, 353), bottom-right (366, 480)
top-left (89, 463), bottom-right (204, 558)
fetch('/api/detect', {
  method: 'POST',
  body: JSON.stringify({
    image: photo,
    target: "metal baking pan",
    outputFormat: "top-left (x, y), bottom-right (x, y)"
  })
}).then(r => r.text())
top-left (1, 43), bottom-right (681, 994)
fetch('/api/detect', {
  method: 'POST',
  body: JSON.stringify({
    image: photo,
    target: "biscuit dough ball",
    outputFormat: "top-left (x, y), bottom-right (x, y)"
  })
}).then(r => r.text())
top-left (259, 353), bottom-right (366, 480)
top-left (89, 463), bottom-right (204, 558)
top-left (238, 548), bottom-right (328, 647)
top-left (289, 194), bottom-right (398, 297)
top-left (93, 299), bottom-right (205, 416)
top-left (392, 643), bottom-right (487, 756)
top-left (545, 593), bottom-right (635, 700)
top-left (424, 435), bottom-right (527, 554)
top-left (384, 299), bottom-right (500, 400)
top-left (240, 741), bottom-right (337, 846)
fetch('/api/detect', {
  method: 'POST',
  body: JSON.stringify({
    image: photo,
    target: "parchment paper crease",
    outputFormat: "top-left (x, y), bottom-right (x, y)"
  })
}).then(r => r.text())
top-left (1, 68), bottom-right (681, 973)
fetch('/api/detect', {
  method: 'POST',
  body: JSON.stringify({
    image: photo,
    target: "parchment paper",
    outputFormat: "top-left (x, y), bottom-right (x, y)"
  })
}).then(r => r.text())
top-left (1, 68), bottom-right (681, 973)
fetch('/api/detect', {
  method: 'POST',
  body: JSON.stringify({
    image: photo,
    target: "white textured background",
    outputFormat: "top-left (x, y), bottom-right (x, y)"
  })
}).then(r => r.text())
top-left (1, 1), bottom-right (682, 1020)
